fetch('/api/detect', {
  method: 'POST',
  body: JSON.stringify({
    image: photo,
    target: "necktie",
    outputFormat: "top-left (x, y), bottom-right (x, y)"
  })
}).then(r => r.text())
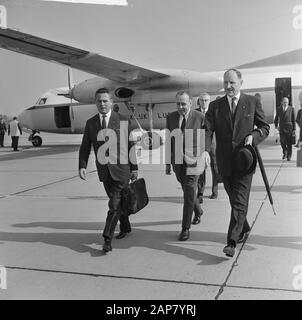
top-left (181, 116), bottom-right (186, 158)
top-left (231, 97), bottom-right (237, 115)
top-left (180, 116), bottom-right (186, 132)
top-left (101, 115), bottom-right (106, 130)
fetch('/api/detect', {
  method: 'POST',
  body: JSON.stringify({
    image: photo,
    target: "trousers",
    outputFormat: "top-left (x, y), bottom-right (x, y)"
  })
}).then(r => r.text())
top-left (222, 173), bottom-right (253, 245)
top-left (102, 167), bottom-right (130, 241)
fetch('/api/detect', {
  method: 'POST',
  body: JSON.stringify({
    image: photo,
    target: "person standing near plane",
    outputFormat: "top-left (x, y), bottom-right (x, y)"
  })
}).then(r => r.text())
top-left (0, 118), bottom-right (7, 147)
top-left (205, 69), bottom-right (269, 257)
top-left (295, 99), bottom-right (302, 147)
top-left (195, 92), bottom-right (220, 205)
top-left (78, 88), bottom-right (138, 253)
top-left (165, 90), bottom-right (206, 241)
top-left (274, 97), bottom-right (296, 161)
top-left (8, 117), bottom-right (22, 151)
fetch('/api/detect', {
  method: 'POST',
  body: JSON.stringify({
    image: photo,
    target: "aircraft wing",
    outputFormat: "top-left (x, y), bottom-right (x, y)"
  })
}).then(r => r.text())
top-left (236, 48), bottom-right (302, 69)
top-left (0, 28), bottom-right (168, 83)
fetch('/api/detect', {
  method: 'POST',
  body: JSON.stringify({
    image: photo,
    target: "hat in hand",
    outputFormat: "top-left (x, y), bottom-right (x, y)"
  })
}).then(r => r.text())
top-left (233, 144), bottom-right (257, 175)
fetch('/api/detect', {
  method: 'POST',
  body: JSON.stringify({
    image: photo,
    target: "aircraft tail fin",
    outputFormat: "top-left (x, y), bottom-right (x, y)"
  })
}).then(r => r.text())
top-left (236, 48), bottom-right (302, 69)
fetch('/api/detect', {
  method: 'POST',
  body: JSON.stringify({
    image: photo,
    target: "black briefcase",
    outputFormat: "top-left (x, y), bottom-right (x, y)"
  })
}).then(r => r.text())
top-left (121, 178), bottom-right (149, 215)
top-left (291, 132), bottom-right (296, 145)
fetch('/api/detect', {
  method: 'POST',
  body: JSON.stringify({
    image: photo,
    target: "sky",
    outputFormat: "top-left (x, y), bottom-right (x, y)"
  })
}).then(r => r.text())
top-left (0, 0), bottom-right (302, 115)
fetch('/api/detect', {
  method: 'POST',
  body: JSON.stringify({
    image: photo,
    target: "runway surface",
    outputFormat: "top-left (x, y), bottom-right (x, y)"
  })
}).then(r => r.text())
top-left (0, 132), bottom-right (302, 300)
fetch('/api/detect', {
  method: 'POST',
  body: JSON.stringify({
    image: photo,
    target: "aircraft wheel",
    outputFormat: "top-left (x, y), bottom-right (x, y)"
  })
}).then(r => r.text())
top-left (140, 131), bottom-right (162, 150)
top-left (32, 136), bottom-right (42, 147)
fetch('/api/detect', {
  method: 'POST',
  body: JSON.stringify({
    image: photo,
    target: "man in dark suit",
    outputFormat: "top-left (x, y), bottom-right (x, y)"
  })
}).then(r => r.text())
top-left (297, 98), bottom-right (302, 147)
top-left (166, 90), bottom-right (207, 241)
top-left (205, 69), bottom-right (269, 257)
top-left (274, 97), bottom-right (296, 161)
top-left (79, 88), bottom-right (138, 253)
top-left (196, 92), bottom-right (220, 203)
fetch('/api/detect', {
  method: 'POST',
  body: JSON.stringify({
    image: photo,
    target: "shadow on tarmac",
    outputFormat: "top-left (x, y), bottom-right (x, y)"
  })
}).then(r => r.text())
top-left (2, 220), bottom-right (302, 265)
top-left (0, 145), bottom-right (79, 161)
top-left (1, 221), bottom-right (231, 265)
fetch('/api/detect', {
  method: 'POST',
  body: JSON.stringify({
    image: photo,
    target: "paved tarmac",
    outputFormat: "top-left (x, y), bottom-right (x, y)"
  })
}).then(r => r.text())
top-left (0, 130), bottom-right (302, 300)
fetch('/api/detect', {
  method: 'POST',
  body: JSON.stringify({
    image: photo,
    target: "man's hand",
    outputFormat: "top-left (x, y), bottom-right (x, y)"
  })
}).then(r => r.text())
top-left (130, 171), bottom-right (138, 181)
top-left (244, 135), bottom-right (253, 146)
top-left (203, 151), bottom-right (211, 168)
top-left (79, 168), bottom-right (86, 181)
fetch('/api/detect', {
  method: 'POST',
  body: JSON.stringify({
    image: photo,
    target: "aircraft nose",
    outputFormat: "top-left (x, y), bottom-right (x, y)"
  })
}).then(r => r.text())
top-left (18, 109), bottom-right (32, 129)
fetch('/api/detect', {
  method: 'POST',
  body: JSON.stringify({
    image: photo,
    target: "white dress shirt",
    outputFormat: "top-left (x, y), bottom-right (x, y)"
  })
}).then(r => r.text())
top-left (178, 109), bottom-right (190, 129)
top-left (99, 109), bottom-right (112, 128)
top-left (227, 92), bottom-right (241, 113)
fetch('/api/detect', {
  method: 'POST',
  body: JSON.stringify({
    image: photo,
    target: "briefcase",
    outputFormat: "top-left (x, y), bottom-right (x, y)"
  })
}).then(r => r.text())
top-left (121, 178), bottom-right (149, 215)
top-left (291, 132), bottom-right (296, 145)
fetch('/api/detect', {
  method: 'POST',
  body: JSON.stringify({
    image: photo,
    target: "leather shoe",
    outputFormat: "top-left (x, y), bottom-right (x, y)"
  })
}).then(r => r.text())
top-left (209, 193), bottom-right (218, 199)
top-left (237, 231), bottom-right (250, 244)
top-left (287, 157), bottom-right (291, 161)
top-left (192, 215), bottom-right (201, 225)
top-left (102, 240), bottom-right (112, 253)
top-left (178, 229), bottom-right (190, 241)
top-left (223, 245), bottom-right (235, 257)
top-left (115, 231), bottom-right (130, 239)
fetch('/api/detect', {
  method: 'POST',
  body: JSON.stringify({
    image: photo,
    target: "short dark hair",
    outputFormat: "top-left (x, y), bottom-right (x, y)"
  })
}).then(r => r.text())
top-left (95, 88), bottom-right (112, 99)
top-left (176, 90), bottom-right (192, 100)
top-left (224, 68), bottom-right (242, 79)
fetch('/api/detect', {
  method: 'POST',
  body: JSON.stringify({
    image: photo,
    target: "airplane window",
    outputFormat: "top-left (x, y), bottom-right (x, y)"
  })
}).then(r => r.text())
top-left (38, 98), bottom-right (47, 105)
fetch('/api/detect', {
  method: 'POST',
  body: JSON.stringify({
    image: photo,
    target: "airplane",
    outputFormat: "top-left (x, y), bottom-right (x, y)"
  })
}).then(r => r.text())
top-left (0, 27), bottom-right (302, 148)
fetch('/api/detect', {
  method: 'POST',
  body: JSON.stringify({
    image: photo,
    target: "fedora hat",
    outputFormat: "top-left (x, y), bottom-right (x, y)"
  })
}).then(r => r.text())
top-left (233, 144), bottom-right (257, 175)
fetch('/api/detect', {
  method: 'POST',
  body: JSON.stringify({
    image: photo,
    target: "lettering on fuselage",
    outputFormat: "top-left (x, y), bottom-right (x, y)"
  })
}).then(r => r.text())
top-left (128, 112), bottom-right (168, 120)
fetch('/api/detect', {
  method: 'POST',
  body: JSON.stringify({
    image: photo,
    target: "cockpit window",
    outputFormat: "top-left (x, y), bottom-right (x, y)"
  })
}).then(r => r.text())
top-left (38, 98), bottom-right (47, 105)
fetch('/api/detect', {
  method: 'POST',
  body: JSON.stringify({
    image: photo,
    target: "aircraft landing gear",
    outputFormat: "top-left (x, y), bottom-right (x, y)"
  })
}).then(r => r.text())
top-left (29, 130), bottom-right (42, 147)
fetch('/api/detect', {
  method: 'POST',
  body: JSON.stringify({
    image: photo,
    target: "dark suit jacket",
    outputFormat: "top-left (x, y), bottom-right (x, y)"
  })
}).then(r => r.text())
top-left (79, 112), bottom-right (138, 182)
top-left (296, 109), bottom-right (302, 128)
top-left (195, 107), bottom-right (216, 155)
top-left (205, 94), bottom-right (269, 176)
top-left (166, 109), bottom-right (204, 176)
top-left (274, 105), bottom-right (296, 134)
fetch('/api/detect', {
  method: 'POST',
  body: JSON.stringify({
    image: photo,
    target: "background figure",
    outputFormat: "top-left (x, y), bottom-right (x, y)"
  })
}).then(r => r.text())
top-left (8, 116), bottom-right (22, 151)
top-left (0, 118), bottom-right (7, 147)
top-left (79, 88), bottom-right (138, 253)
top-left (295, 99), bottom-right (302, 147)
top-left (274, 97), bottom-right (296, 161)
top-left (205, 69), bottom-right (269, 258)
top-left (254, 93), bottom-right (261, 102)
top-left (195, 92), bottom-right (220, 203)
top-left (166, 90), bottom-right (205, 240)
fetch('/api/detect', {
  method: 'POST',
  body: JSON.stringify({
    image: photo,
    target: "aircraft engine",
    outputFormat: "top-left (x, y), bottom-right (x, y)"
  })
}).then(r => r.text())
top-left (115, 87), bottom-right (135, 99)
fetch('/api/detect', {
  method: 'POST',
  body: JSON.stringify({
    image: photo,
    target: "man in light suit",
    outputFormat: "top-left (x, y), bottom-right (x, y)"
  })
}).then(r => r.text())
top-left (8, 116), bottom-right (22, 151)
top-left (166, 90), bottom-right (207, 241)
top-left (205, 69), bottom-right (269, 257)
top-left (196, 92), bottom-right (220, 203)
top-left (274, 97), bottom-right (296, 161)
top-left (79, 88), bottom-right (138, 253)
